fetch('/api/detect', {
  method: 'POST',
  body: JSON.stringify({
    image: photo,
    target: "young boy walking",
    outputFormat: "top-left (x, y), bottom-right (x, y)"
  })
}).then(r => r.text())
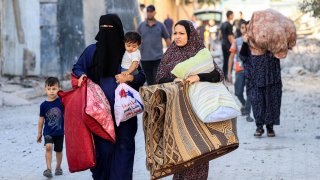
top-left (37, 77), bottom-right (64, 178)
top-left (227, 21), bottom-right (254, 122)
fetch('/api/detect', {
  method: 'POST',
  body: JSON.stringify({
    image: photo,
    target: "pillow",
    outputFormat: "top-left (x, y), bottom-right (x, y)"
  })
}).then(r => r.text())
top-left (171, 48), bottom-right (214, 79)
top-left (204, 106), bottom-right (240, 123)
top-left (189, 82), bottom-right (240, 123)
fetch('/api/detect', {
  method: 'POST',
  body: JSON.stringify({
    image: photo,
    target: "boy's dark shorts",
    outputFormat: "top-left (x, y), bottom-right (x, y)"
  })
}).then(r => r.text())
top-left (44, 135), bottom-right (64, 152)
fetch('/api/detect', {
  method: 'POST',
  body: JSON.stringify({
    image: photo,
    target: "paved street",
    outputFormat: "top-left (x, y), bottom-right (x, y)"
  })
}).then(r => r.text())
top-left (0, 74), bottom-right (319, 180)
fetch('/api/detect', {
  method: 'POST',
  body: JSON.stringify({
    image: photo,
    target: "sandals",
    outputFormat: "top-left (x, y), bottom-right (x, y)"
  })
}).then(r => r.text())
top-left (254, 125), bottom-right (264, 137)
top-left (43, 169), bottom-right (53, 178)
top-left (254, 125), bottom-right (276, 137)
top-left (266, 125), bottom-right (276, 137)
top-left (43, 168), bottom-right (62, 177)
top-left (55, 168), bottom-right (63, 176)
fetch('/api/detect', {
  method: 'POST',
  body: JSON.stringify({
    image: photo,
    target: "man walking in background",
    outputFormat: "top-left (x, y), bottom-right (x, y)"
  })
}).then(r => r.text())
top-left (164, 14), bottom-right (173, 39)
top-left (138, 5), bottom-right (171, 85)
top-left (220, 10), bottom-right (235, 79)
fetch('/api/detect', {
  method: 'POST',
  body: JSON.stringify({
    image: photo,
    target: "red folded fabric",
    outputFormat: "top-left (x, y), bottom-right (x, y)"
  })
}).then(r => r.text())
top-left (58, 77), bottom-right (96, 172)
top-left (58, 75), bottom-right (116, 172)
top-left (85, 79), bottom-right (115, 143)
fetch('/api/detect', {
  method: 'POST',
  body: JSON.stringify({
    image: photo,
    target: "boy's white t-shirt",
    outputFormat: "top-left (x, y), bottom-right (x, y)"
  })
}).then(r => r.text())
top-left (121, 50), bottom-right (141, 69)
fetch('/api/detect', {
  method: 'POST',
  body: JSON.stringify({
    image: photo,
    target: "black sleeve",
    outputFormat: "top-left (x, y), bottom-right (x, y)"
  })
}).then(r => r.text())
top-left (127, 65), bottom-right (146, 91)
top-left (198, 69), bottom-right (221, 83)
top-left (158, 77), bottom-right (175, 84)
top-left (227, 23), bottom-right (233, 36)
top-left (240, 42), bottom-right (250, 57)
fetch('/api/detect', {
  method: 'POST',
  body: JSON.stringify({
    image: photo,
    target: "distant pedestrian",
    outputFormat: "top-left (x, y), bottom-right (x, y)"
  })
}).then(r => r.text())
top-left (164, 14), bottom-right (174, 39)
top-left (191, 15), bottom-right (198, 29)
top-left (121, 31), bottom-right (141, 76)
top-left (227, 20), bottom-right (254, 122)
top-left (233, 11), bottom-right (245, 38)
top-left (220, 10), bottom-right (235, 79)
top-left (138, 4), bottom-right (171, 85)
top-left (36, 77), bottom-right (64, 178)
top-left (139, 4), bottom-right (146, 20)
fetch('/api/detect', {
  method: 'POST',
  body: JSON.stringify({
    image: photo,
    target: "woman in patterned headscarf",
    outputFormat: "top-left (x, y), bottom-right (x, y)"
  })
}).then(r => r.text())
top-left (73, 14), bottom-right (146, 179)
top-left (156, 20), bottom-right (224, 180)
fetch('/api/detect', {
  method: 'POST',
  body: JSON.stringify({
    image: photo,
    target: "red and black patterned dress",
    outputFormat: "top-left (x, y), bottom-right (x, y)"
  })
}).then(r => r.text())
top-left (156, 20), bottom-right (224, 180)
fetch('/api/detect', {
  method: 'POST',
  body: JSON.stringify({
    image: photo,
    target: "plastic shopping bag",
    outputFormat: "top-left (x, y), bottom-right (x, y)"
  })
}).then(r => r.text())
top-left (114, 83), bottom-right (144, 126)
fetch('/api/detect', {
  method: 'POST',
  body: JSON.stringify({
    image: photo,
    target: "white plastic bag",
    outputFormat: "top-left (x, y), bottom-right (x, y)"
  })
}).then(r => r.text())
top-left (114, 83), bottom-right (144, 126)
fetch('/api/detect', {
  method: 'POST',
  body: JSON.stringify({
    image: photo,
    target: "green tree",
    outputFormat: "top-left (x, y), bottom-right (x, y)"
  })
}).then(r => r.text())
top-left (299, 0), bottom-right (320, 18)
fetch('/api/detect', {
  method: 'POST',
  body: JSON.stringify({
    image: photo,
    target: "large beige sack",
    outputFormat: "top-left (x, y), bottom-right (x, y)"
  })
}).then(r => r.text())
top-left (247, 9), bottom-right (297, 59)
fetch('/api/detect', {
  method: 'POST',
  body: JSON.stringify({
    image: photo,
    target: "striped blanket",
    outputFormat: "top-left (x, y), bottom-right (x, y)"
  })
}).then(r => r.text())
top-left (171, 48), bottom-right (240, 123)
top-left (140, 82), bottom-right (239, 179)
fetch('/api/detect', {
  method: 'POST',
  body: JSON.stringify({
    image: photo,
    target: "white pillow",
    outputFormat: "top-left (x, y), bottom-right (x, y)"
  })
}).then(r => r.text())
top-left (203, 106), bottom-right (241, 123)
top-left (188, 82), bottom-right (241, 123)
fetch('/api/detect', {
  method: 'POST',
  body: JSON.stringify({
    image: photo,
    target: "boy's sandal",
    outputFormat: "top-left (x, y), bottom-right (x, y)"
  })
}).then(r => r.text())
top-left (43, 169), bottom-right (53, 178)
top-left (55, 168), bottom-right (63, 176)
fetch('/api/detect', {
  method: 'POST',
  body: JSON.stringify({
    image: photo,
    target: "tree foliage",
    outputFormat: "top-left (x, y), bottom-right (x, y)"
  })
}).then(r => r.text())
top-left (299, 0), bottom-right (320, 18)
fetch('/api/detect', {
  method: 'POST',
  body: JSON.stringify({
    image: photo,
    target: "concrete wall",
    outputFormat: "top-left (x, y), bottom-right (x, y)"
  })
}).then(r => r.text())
top-left (105, 0), bottom-right (142, 32)
top-left (83, 0), bottom-right (106, 46)
top-left (57, 0), bottom-right (86, 76)
top-left (1, 0), bottom-right (40, 76)
top-left (0, 0), bottom-right (142, 77)
top-left (40, 0), bottom-right (61, 76)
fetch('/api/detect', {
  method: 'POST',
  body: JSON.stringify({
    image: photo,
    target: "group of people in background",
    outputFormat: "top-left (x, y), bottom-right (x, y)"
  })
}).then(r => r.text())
top-left (36, 4), bottom-right (283, 180)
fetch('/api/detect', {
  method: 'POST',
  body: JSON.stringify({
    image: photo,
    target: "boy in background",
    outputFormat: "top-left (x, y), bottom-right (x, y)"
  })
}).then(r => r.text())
top-left (227, 21), bottom-right (254, 122)
top-left (37, 77), bottom-right (64, 178)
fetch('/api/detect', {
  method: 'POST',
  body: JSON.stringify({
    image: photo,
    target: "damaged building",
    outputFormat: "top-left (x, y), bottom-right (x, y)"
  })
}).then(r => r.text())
top-left (0, 0), bottom-right (142, 78)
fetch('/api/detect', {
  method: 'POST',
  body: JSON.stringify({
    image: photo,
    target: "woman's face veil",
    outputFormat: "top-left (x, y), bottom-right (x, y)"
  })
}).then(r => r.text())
top-left (92, 14), bottom-right (125, 78)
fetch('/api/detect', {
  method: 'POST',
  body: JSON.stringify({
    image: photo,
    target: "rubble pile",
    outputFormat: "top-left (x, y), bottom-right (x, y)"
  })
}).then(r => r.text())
top-left (282, 37), bottom-right (320, 74)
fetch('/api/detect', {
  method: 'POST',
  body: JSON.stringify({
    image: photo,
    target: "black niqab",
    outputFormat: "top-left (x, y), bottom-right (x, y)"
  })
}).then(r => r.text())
top-left (90, 14), bottom-right (125, 82)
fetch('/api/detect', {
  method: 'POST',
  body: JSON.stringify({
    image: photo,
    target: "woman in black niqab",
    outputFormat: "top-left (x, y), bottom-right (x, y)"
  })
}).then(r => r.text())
top-left (91, 14), bottom-right (125, 81)
top-left (72, 13), bottom-right (146, 180)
